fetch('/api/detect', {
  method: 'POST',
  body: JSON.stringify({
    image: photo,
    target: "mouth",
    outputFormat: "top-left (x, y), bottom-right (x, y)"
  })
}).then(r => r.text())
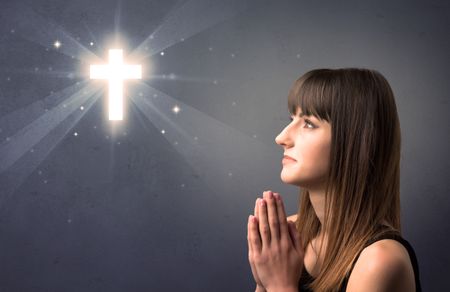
top-left (282, 155), bottom-right (297, 164)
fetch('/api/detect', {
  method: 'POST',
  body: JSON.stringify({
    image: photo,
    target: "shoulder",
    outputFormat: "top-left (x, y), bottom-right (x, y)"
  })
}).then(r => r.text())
top-left (287, 214), bottom-right (297, 223)
top-left (346, 239), bottom-right (416, 292)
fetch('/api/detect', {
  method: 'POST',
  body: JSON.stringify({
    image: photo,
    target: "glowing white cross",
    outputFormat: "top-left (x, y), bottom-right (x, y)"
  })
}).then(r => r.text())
top-left (90, 49), bottom-right (142, 120)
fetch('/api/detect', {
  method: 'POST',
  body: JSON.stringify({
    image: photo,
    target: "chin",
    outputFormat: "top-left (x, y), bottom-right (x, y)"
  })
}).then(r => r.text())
top-left (280, 171), bottom-right (303, 186)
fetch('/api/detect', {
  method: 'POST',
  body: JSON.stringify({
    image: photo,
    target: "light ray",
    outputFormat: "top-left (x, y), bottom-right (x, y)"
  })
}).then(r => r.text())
top-left (0, 81), bottom-right (89, 140)
top-left (2, 2), bottom-right (101, 63)
top-left (129, 0), bottom-right (255, 60)
top-left (0, 68), bottom-right (84, 80)
top-left (144, 74), bottom-right (226, 84)
top-left (130, 82), bottom-right (278, 196)
top-left (0, 83), bottom-right (101, 174)
top-left (0, 90), bottom-right (101, 208)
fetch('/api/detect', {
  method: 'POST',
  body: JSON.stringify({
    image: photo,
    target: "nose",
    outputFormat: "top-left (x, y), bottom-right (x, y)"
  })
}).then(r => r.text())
top-left (275, 125), bottom-right (292, 147)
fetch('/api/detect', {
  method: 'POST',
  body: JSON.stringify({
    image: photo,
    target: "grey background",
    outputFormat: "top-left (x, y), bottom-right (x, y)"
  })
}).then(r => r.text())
top-left (0, 0), bottom-right (449, 291)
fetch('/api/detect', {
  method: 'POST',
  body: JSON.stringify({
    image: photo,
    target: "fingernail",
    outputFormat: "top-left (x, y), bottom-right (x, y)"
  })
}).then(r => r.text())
top-left (274, 193), bottom-right (281, 201)
top-left (260, 199), bottom-right (265, 206)
top-left (268, 191), bottom-right (273, 199)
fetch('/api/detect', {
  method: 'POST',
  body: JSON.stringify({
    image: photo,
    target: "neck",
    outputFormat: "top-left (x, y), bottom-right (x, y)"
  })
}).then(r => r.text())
top-left (308, 187), bottom-right (326, 227)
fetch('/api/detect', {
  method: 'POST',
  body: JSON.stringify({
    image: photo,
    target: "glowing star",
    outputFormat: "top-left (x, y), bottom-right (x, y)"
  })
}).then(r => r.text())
top-left (172, 105), bottom-right (180, 114)
top-left (90, 49), bottom-right (142, 120)
top-left (54, 40), bottom-right (61, 48)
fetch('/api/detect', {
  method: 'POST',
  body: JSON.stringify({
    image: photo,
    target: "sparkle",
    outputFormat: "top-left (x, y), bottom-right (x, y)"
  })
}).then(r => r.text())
top-left (90, 42), bottom-right (94, 46)
top-left (180, 38), bottom-right (185, 42)
top-left (172, 105), bottom-right (180, 114)
top-left (181, 183), bottom-right (185, 188)
top-left (231, 53), bottom-right (235, 58)
top-left (161, 129), bottom-right (165, 134)
top-left (93, 125), bottom-right (97, 129)
top-left (296, 54), bottom-right (301, 59)
top-left (53, 40), bottom-right (61, 49)
top-left (169, 73), bottom-right (176, 80)
top-left (208, 47), bottom-right (213, 51)
top-left (213, 80), bottom-right (218, 85)
top-left (228, 172), bottom-right (233, 177)
top-left (43, 179), bottom-right (48, 184)
top-left (6, 77), bottom-right (10, 81)
top-left (67, 218), bottom-right (72, 223)
top-left (74, 132), bottom-right (78, 136)
top-left (160, 51), bottom-right (165, 56)
top-left (80, 106), bottom-right (84, 111)
top-left (10, 29), bottom-right (15, 34)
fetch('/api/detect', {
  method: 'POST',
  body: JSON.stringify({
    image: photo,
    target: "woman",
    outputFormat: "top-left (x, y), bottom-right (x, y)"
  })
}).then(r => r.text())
top-left (247, 68), bottom-right (422, 292)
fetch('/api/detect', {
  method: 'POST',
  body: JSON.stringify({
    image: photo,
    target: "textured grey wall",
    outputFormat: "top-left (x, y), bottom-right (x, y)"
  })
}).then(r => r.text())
top-left (0, 0), bottom-right (448, 291)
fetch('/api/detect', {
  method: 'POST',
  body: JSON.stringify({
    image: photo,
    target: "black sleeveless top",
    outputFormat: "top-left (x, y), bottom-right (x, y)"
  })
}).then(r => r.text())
top-left (298, 230), bottom-right (422, 291)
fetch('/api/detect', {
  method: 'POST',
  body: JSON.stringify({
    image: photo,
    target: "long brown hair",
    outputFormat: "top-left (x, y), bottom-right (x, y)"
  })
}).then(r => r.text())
top-left (288, 68), bottom-right (402, 291)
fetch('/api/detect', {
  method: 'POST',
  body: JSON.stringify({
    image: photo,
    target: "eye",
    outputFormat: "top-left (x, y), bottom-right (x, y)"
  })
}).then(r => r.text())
top-left (289, 116), bottom-right (315, 129)
top-left (304, 119), bottom-right (316, 129)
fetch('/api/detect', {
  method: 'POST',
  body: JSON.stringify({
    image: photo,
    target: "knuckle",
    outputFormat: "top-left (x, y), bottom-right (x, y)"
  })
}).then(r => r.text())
top-left (253, 254), bottom-right (265, 264)
top-left (261, 225), bottom-right (270, 234)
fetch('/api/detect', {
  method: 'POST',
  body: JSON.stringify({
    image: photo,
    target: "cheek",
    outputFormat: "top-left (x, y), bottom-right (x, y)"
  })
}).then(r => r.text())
top-left (293, 136), bottom-right (330, 173)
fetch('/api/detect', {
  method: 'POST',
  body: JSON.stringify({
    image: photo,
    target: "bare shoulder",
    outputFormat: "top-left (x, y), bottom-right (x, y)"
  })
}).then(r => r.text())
top-left (346, 239), bottom-right (416, 292)
top-left (286, 214), bottom-right (297, 223)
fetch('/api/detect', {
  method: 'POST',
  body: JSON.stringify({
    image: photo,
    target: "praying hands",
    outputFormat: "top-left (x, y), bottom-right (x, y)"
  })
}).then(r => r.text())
top-left (247, 190), bottom-right (305, 292)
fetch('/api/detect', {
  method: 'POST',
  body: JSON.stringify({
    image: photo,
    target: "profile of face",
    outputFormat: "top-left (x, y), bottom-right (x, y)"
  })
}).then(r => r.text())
top-left (275, 107), bottom-right (332, 190)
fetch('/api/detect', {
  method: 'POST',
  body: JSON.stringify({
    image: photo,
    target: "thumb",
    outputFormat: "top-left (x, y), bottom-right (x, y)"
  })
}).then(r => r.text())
top-left (288, 221), bottom-right (303, 255)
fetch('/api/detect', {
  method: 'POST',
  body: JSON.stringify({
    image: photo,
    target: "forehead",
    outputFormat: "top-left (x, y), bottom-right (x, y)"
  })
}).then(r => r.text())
top-left (292, 106), bottom-right (326, 123)
top-left (292, 106), bottom-right (309, 117)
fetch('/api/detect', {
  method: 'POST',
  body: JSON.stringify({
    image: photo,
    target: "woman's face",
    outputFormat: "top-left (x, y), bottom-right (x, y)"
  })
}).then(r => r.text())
top-left (275, 106), bottom-right (332, 189)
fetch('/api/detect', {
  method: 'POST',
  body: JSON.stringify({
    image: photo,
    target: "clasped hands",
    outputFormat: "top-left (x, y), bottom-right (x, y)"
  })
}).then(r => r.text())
top-left (247, 190), bottom-right (305, 292)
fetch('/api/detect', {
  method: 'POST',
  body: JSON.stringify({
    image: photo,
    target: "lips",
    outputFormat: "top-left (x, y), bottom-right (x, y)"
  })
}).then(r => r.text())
top-left (283, 155), bottom-right (297, 161)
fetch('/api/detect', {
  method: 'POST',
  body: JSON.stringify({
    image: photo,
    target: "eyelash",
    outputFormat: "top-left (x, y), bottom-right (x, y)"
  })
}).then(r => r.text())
top-left (289, 117), bottom-right (315, 128)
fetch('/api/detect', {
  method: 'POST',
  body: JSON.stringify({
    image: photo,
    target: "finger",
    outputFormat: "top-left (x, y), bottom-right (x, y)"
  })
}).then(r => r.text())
top-left (264, 190), bottom-right (280, 241)
top-left (288, 221), bottom-right (304, 256)
top-left (254, 198), bottom-right (260, 218)
top-left (258, 198), bottom-right (271, 246)
top-left (274, 193), bottom-right (289, 241)
top-left (248, 215), bottom-right (262, 253)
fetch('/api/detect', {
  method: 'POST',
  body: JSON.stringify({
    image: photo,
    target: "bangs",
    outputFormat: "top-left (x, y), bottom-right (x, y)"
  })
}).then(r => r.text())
top-left (287, 70), bottom-right (333, 122)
